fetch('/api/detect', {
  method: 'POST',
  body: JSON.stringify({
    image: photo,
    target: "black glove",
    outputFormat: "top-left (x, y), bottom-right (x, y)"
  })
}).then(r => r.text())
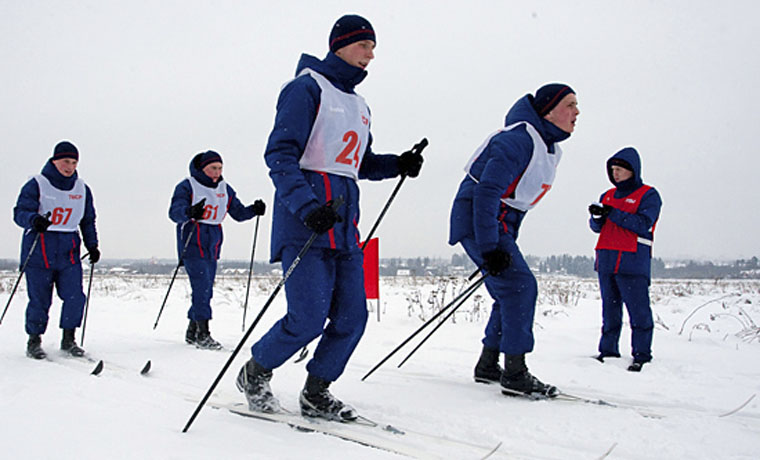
top-left (32, 214), bottom-right (52, 233)
top-left (187, 198), bottom-right (206, 220)
top-left (87, 247), bottom-right (101, 264)
top-left (398, 150), bottom-right (424, 178)
top-left (249, 199), bottom-right (266, 216)
top-left (304, 203), bottom-right (342, 234)
top-left (589, 203), bottom-right (612, 218)
top-left (482, 249), bottom-right (511, 276)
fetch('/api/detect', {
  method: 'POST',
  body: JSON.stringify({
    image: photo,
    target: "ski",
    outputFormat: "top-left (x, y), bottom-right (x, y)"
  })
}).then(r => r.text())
top-left (500, 387), bottom-right (667, 419)
top-left (42, 354), bottom-right (152, 377)
top-left (206, 399), bottom-right (502, 459)
top-left (42, 354), bottom-right (104, 376)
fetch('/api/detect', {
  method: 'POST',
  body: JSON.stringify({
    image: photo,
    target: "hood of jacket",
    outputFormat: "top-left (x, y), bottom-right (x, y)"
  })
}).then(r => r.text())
top-left (606, 147), bottom-right (643, 192)
top-left (189, 153), bottom-right (223, 188)
top-left (504, 95), bottom-right (570, 151)
top-left (295, 52), bottom-right (368, 93)
top-left (41, 159), bottom-right (78, 191)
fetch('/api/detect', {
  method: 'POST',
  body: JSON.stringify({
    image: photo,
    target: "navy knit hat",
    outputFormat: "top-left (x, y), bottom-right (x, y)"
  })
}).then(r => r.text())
top-left (52, 141), bottom-right (79, 161)
top-left (532, 83), bottom-right (575, 117)
top-left (329, 14), bottom-right (375, 52)
top-left (198, 150), bottom-right (223, 169)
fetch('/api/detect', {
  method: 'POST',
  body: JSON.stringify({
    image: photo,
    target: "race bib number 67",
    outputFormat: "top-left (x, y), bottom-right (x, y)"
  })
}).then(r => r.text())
top-left (51, 207), bottom-right (73, 225)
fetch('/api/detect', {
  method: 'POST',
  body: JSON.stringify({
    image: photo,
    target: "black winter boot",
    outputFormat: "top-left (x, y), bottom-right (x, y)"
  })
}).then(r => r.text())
top-left (236, 359), bottom-right (281, 413)
top-left (185, 320), bottom-right (198, 345)
top-left (474, 346), bottom-right (503, 384)
top-left (627, 361), bottom-right (646, 372)
top-left (500, 354), bottom-right (558, 398)
top-left (195, 320), bottom-right (222, 350)
top-left (61, 329), bottom-right (85, 357)
top-left (300, 374), bottom-right (357, 421)
top-left (595, 352), bottom-right (621, 363)
top-left (26, 334), bottom-right (47, 360)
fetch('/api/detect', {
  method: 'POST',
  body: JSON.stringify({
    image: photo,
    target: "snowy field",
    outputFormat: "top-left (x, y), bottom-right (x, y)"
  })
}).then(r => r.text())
top-left (1, 270), bottom-right (759, 459)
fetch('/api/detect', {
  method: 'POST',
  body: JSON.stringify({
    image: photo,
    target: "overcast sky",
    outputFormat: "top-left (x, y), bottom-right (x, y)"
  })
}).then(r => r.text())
top-left (2, 0), bottom-right (758, 262)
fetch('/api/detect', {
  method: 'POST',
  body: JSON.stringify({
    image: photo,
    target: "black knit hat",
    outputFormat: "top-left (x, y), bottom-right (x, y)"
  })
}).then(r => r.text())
top-left (532, 83), bottom-right (575, 117)
top-left (609, 157), bottom-right (633, 172)
top-left (329, 14), bottom-right (375, 52)
top-left (52, 141), bottom-right (79, 161)
top-left (198, 150), bottom-right (223, 168)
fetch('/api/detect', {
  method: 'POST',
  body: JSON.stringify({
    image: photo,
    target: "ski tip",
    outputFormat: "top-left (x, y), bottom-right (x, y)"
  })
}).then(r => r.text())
top-left (140, 360), bottom-right (152, 375)
top-left (91, 360), bottom-right (104, 376)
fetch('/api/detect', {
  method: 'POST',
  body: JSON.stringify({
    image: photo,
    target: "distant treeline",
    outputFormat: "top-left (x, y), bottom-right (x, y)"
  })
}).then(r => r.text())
top-left (1, 255), bottom-right (758, 279)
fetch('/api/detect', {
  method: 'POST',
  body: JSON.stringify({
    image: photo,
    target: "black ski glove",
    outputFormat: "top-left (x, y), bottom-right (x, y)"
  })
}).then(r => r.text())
top-left (588, 203), bottom-right (612, 218)
top-left (32, 214), bottom-right (52, 233)
top-left (187, 198), bottom-right (207, 220)
top-left (398, 150), bottom-right (424, 178)
top-left (87, 247), bottom-right (101, 264)
top-left (248, 199), bottom-right (266, 216)
top-left (304, 202), bottom-right (343, 234)
top-left (482, 249), bottom-right (511, 276)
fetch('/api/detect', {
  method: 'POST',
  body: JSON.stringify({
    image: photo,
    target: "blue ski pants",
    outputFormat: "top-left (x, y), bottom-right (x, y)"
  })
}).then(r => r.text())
top-left (598, 272), bottom-right (653, 362)
top-left (251, 246), bottom-right (367, 382)
top-left (183, 257), bottom-right (217, 321)
top-left (24, 264), bottom-right (85, 335)
top-left (461, 236), bottom-right (537, 355)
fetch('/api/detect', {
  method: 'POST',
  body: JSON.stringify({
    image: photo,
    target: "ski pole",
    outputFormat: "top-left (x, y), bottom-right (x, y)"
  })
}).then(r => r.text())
top-left (241, 215), bottom-right (261, 332)
top-left (80, 257), bottom-right (96, 345)
top-left (0, 231), bottom-right (42, 326)
top-left (361, 272), bottom-right (488, 381)
top-left (393, 269), bottom-right (482, 368)
top-left (360, 138), bottom-right (428, 251)
top-left (182, 197), bottom-right (343, 433)
top-left (153, 223), bottom-right (196, 330)
top-left (396, 274), bottom-right (488, 368)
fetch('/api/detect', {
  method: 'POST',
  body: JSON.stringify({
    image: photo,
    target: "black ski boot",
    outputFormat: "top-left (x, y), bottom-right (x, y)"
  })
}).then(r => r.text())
top-left (474, 346), bottom-right (503, 384)
top-left (236, 359), bottom-right (281, 413)
top-left (299, 374), bottom-right (357, 422)
top-left (194, 320), bottom-right (222, 350)
top-left (26, 334), bottom-right (47, 360)
top-left (60, 329), bottom-right (85, 357)
top-left (185, 320), bottom-right (198, 345)
top-left (500, 354), bottom-right (558, 398)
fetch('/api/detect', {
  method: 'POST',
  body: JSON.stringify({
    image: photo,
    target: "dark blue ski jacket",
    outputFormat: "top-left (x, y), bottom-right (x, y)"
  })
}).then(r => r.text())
top-left (265, 52), bottom-right (400, 263)
top-left (13, 160), bottom-right (98, 269)
top-left (449, 95), bottom-right (570, 252)
top-left (168, 153), bottom-right (255, 260)
top-left (590, 147), bottom-right (662, 278)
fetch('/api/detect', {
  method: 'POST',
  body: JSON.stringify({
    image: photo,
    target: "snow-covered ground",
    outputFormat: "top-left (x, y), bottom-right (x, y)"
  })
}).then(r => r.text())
top-left (1, 271), bottom-right (758, 459)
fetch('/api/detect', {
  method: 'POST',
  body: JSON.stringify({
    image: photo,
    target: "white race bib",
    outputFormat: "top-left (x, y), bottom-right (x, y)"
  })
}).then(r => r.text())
top-left (298, 69), bottom-right (371, 180)
top-left (188, 177), bottom-right (228, 225)
top-left (34, 174), bottom-right (86, 232)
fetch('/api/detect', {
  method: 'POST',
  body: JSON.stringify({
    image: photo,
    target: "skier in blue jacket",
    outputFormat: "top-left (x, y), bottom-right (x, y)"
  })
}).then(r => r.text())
top-left (588, 147), bottom-right (661, 372)
top-left (449, 84), bottom-right (579, 397)
top-left (238, 14), bottom-right (424, 421)
top-left (13, 141), bottom-right (100, 360)
top-left (169, 150), bottom-right (265, 349)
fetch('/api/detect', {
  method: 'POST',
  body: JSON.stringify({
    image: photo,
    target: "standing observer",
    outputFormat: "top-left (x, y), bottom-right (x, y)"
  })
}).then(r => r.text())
top-left (169, 150), bottom-right (265, 349)
top-left (13, 141), bottom-right (100, 359)
top-left (589, 147), bottom-right (662, 372)
top-left (237, 14), bottom-right (424, 421)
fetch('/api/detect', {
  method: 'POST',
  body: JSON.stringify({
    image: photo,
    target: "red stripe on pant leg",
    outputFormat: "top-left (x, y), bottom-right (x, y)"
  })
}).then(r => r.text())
top-left (40, 233), bottom-right (49, 269)
top-left (195, 222), bottom-right (204, 258)
top-left (317, 172), bottom-right (336, 249)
